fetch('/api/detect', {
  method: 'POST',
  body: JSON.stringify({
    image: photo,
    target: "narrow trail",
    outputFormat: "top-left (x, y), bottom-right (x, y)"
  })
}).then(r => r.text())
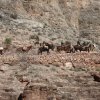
top-left (28, 52), bottom-right (100, 69)
top-left (0, 52), bottom-right (100, 70)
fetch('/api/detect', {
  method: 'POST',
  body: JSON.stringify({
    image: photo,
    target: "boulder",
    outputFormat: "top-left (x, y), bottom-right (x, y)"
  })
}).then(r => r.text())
top-left (64, 62), bottom-right (73, 69)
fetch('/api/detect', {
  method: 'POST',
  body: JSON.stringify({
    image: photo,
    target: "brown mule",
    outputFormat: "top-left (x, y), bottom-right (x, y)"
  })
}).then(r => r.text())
top-left (38, 46), bottom-right (50, 55)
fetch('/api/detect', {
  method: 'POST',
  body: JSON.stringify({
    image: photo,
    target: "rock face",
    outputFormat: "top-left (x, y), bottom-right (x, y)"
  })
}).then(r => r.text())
top-left (0, 0), bottom-right (100, 100)
top-left (0, 0), bottom-right (80, 44)
top-left (0, 0), bottom-right (100, 45)
top-left (0, 53), bottom-right (99, 100)
top-left (22, 84), bottom-right (58, 100)
top-left (19, 64), bottom-right (100, 100)
top-left (79, 0), bottom-right (100, 48)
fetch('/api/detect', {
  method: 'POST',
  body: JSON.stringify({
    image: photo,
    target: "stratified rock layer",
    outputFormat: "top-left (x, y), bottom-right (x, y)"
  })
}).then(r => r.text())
top-left (0, 0), bottom-right (100, 100)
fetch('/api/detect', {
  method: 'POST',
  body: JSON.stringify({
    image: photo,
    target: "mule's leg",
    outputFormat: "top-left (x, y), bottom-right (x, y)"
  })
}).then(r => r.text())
top-left (72, 48), bottom-right (75, 53)
top-left (41, 51), bottom-right (42, 55)
top-left (57, 49), bottom-right (60, 53)
top-left (0, 50), bottom-right (3, 55)
top-left (70, 49), bottom-right (72, 53)
top-left (38, 50), bottom-right (40, 55)
top-left (47, 51), bottom-right (49, 54)
top-left (38, 49), bottom-right (42, 55)
top-left (1, 50), bottom-right (3, 55)
top-left (57, 49), bottom-right (61, 53)
top-left (87, 48), bottom-right (90, 52)
top-left (39, 50), bottom-right (42, 55)
top-left (47, 49), bottom-right (50, 54)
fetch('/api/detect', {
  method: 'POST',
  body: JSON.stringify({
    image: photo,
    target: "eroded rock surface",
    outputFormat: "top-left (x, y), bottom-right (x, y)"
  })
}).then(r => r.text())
top-left (0, 53), bottom-right (100, 100)
top-left (0, 0), bottom-right (100, 100)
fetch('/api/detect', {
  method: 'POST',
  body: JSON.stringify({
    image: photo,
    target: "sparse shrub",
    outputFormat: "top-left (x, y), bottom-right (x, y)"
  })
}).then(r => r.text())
top-left (0, 15), bottom-right (2, 19)
top-left (51, 67), bottom-right (56, 72)
top-left (74, 67), bottom-right (86, 72)
top-left (47, 96), bottom-right (54, 100)
top-left (40, 13), bottom-right (43, 16)
top-left (48, 33), bottom-right (52, 37)
top-left (79, 20), bottom-right (83, 25)
top-left (29, 35), bottom-right (35, 39)
top-left (4, 37), bottom-right (12, 45)
top-left (51, 38), bottom-right (56, 41)
top-left (80, 32), bottom-right (89, 37)
top-left (37, 33), bottom-right (41, 35)
top-left (29, 35), bottom-right (39, 41)
top-left (94, 7), bottom-right (99, 11)
top-left (10, 13), bottom-right (17, 19)
top-left (61, 94), bottom-right (67, 99)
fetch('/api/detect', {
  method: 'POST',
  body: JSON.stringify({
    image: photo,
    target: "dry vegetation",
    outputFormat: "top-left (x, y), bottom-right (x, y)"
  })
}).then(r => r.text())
top-left (0, 0), bottom-right (100, 100)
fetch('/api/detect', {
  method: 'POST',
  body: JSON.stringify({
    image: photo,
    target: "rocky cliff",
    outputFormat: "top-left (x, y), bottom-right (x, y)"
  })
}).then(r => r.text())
top-left (79, 0), bottom-right (100, 48)
top-left (0, 0), bottom-right (100, 100)
top-left (0, 0), bottom-right (100, 45)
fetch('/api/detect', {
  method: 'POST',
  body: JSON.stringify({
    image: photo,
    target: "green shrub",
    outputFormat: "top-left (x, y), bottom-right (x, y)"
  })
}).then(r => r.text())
top-left (4, 38), bottom-right (12, 45)
top-left (29, 35), bottom-right (35, 39)
top-left (10, 13), bottom-right (17, 19)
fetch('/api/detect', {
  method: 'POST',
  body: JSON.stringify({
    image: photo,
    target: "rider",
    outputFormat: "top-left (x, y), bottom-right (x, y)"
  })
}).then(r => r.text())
top-left (77, 40), bottom-right (81, 46)
top-left (61, 41), bottom-right (64, 46)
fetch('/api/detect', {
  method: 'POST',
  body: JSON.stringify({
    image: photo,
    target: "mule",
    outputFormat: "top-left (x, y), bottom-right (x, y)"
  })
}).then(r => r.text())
top-left (74, 45), bottom-right (83, 52)
top-left (56, 45), bottom-right (64, 52)
top-left (56, 45), bottom-right (73, 53)
top-left (38, 46), bottom-right (50, 55)
top-left (42, 41), bottom-right (55, 51)
top-left (74, 44), bottom-right (91, 52)
top-left (91, 74), bottom-right (100, 82)
top-left (82, 45), bottom-right (90, 52)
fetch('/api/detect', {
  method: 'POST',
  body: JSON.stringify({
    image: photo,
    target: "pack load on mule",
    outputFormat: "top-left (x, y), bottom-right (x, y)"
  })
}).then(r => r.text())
top-left (0, 47), bottom-right (3, 55)
top-left (38, 45), bottom-right (49, 55)
top-left (56, 41), bottom-right (74, 53)
top-left (38, 41), bottom-right (55, 54)
top-left (38, 42), bottom-right (50, 55)
top-left (73, 39), bottom-right (95, 52)
top-left (42, 41), bottom-right (55, 51)
top-left (56, 45), bottom-right (71, 53)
